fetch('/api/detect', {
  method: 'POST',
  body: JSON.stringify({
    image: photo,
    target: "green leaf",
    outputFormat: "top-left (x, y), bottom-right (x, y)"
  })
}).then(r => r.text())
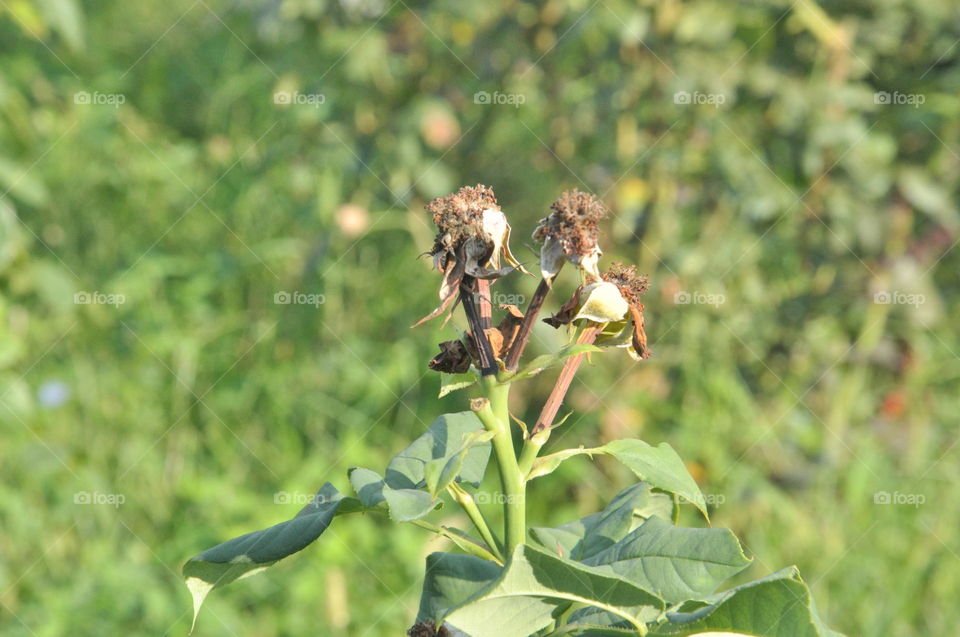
top-left (583, 516), bottom-right (751, 603)
top-left (416, 552), bottom-right (502, 625)
top-left (510, 343), bottom-right (602, 381)
top-left (439, 372), bottom-right (477, 397)
top-left (386, 412), bottom-right (491, 489)
top-left (602, 439), bottom-right (709, 519)
top-left (424, 429), bottom-right (496, 496)
top-left (420, 544), bottom-right (665, 637)
top-left (348, 467), bottom-right (438, 522)
top-left (531, 482), bottom-right (673, 561)
top-left (182, 483), bottom-right (353, 631)
top-left (653, 567), bottom-right (845, 636)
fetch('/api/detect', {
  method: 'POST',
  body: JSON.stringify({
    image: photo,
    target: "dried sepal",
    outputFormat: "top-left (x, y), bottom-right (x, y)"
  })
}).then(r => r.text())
top-left (428, 340), bottom-right (472, 374)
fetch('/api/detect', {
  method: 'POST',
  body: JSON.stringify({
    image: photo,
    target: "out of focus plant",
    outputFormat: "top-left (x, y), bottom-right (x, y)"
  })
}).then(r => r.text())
top-left (182, 186), bottom-right (842, 637)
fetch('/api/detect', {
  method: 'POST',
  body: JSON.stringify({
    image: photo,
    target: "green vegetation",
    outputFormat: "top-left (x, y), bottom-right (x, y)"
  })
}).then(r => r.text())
top-left (1, 1), bottom-right (957, 635)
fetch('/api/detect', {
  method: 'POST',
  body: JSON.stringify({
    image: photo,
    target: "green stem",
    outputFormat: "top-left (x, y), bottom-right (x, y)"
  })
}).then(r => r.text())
top-left (518, 434), bottom-right (547, 478)
top-left (408, 518), bottom-right (502, 564)
top-left (474, 377), bottom-right (526, 553)
top-left (448, 483), bottom-right (504, 561)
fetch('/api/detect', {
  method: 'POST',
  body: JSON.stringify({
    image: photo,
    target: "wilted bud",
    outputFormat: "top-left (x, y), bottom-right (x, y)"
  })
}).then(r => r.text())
top-left (533, 189), bottom-right (607, 284)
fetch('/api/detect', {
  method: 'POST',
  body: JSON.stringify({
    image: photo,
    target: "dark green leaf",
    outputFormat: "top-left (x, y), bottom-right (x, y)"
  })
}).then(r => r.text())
top-left (602, 440), bottom-right (709, 519)
top-left (530, 482), bottom-right (673, 561)
top-left (583, 516), bottom-right (751, 603)
top-left (182, 483), bottom-right (353, 631)
top-left (653, 567), bottom-right (845, 636)
top-left (386, 412), bottom-right (491, 489)
top-left (421, 544), bottom-right (665, 637)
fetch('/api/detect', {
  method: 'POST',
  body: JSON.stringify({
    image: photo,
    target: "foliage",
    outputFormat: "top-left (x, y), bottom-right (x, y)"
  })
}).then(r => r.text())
top-left (1, 0), bottom-right (958, 635)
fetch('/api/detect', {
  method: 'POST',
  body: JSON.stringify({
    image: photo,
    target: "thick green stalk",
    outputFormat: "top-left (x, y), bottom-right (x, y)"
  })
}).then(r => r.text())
top-left (473, 377), bottom-right (526, 552)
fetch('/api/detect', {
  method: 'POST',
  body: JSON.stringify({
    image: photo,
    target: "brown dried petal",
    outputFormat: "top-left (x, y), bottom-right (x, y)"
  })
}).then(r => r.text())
top-left (496, 304), bottom-right (524, 355)
top-left (629, 303), bottom-right (652, 360)
top-left (428, 340), bottom-right (472, 374)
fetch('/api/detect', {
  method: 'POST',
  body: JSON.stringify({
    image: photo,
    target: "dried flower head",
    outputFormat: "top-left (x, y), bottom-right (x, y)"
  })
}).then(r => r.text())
top-left (533, 189), bottom-right (608, 283)
top-left (601, 262), bottom-right (651, 360)
top-left (415, 185), bottom-right (525, 327)
top-left (427, 184), bottom-right (499, 264)
top-left (602, 262), bottom-right (649, 306)
top-left (544, 262), bottom-right (651, 360)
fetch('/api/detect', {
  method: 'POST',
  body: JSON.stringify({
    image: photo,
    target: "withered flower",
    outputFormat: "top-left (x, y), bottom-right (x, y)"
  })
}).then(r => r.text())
top-left (533, 189), bottom-right (608, 285)
top-left (601, 263), bottom-right (651, 360)
top-left (544, 262), bottom-right (651, 360)
top-left (415, 185), bottom-right (523, 326)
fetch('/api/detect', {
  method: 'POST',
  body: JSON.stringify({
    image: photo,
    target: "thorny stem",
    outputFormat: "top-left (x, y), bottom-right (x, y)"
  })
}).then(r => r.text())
top-left (531, 324), bottom-right (602, 436)
top-left (504, 278), bottom-right (551, 371)
top-left (474, 378), bottom-right (526, 552)
top-left (448, 483), bottom-right (504, 561)
top-left (461, 276), bottom-right (498, 376)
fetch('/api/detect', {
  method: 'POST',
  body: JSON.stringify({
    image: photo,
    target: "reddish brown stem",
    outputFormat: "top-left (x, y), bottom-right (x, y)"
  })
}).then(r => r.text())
top-left (461, 276), bottom-right (498, 376)
top-left (476, 277), bottom-right (493, 330)
top-left (504, 278), bottom-right (550, 371)
top-left (531, 325), bottom-right (601, 435)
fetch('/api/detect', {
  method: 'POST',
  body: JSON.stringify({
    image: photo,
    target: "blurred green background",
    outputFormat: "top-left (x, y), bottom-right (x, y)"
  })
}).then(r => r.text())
top-left (1, 0), bottom-right (958, 635)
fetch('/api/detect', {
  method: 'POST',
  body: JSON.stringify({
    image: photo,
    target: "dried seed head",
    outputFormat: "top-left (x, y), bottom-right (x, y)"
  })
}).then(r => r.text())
top-left (534, 189), bottom-right (608, 282)
top-left (602, 262), bottom-right (649, 306)
top-left (427, 184), bottom-right (500, 257)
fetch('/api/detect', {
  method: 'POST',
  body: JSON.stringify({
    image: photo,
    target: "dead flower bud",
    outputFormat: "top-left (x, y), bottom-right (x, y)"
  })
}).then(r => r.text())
top-left (414, 185), bottom-right (524, 326)
top-left (544, 262), bottom-right (651, 360)
top-left (428, 340), bottom-right (472, 374)
top-left (533, 189), bottom-right (608, 284)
